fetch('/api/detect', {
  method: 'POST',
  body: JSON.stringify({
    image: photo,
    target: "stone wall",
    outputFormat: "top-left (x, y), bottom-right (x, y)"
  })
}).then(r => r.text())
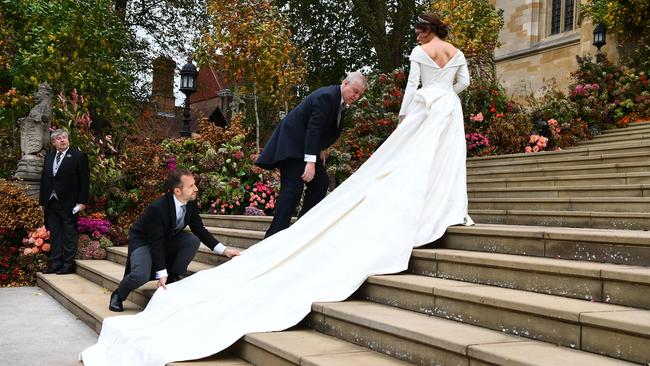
top-left (493, 0), bottom-right (618, 100)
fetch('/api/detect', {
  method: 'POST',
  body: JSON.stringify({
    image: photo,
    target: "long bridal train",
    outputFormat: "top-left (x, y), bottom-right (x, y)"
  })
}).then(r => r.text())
top-left (81, 49), bottom-right (473, 366)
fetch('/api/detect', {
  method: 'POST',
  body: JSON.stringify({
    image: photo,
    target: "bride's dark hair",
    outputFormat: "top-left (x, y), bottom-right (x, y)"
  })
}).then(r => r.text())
top-left (415, 13), bottom-right (448, 39)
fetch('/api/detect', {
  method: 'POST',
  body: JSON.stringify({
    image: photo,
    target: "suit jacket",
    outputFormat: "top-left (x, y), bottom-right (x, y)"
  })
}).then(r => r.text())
top-left (39, 148), bottom-right (90, 212)
top-left (128, 192), bottom-right (222, 273)
top-left (255, 85), bottom-right (346, 169)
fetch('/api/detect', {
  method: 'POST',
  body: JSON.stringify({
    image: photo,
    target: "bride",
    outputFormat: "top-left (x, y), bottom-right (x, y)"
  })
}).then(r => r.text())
top-left (81, 12), bottom-right (473, 366)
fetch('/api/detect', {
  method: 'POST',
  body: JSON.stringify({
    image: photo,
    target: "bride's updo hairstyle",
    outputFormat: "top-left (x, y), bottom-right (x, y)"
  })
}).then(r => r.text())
top-left (415, 13), bottom-right (449, 39)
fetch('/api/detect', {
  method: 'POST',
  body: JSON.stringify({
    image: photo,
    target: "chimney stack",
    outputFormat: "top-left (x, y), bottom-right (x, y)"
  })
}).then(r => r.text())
top-left (151, 56), bottom-right (176, 114)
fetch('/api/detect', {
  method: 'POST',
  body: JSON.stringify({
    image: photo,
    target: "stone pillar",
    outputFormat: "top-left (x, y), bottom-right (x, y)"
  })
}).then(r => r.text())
top-left (14, 83), bottom-right (52, 196)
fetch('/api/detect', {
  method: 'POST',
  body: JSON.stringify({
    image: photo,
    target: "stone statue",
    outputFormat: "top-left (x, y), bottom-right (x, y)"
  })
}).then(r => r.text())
top-left (14, 82), bottom-right (52, 182)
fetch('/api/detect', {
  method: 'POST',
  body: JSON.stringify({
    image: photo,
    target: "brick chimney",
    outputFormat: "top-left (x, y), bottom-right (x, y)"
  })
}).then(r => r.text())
top-left (151, 56), bottom-right (176, 114)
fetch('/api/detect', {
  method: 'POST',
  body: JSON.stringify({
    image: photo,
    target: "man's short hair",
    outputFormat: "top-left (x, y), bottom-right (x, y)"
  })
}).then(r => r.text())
top-left (343, 71), bottom-right (367, 89)
top-left (166, 169), bottom-right (193, 191)
top-left (50, 129), bottom-right (68, 140)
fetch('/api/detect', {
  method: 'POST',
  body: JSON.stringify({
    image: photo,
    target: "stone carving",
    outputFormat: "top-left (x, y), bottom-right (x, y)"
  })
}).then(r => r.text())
top-left (14, 83), bottom-right (52, 181)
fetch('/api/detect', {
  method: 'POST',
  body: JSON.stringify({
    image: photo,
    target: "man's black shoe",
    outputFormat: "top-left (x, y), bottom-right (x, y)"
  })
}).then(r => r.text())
top-left (42, 265), bottom-right (62, 274)
top-left (56, 265), bottom-right (76, 275)
top-left (167, 274), bottom-right (186, 284)
top-left (109, 290), bottom-right (123, 312)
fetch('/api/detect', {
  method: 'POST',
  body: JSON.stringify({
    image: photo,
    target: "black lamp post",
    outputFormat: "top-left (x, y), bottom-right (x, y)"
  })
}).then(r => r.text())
top-left (179, 58), bottom-right (198, 137)
top-left (593, 23), bottom-right (607, 52)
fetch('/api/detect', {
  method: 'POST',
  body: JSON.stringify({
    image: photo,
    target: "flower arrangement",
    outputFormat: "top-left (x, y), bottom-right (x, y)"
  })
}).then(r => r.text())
top-left (244, 206), bottom-right (266, 216)
top-left (524, 134), bottom-right (549, 153)
top-left (466, 132), bottom-right (490, 156)
top-left (77, 212), bottom-right (111, 235)
top-left (21, 226), bottom-right (51, 256)
top-left (247, 181), bottom-right (277, 212)
top-left (77, 231), bottom-right (113, 260)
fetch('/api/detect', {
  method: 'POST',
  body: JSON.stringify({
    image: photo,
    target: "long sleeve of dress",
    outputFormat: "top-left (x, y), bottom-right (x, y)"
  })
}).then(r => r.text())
top-left (453, 62), bottom-right (470, 94)
top-left (398, 60), bottom-right (420, 117)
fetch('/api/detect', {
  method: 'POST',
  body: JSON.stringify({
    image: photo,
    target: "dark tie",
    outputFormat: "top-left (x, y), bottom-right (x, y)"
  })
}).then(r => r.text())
top-left (175, 205), bottom-right (186, 232)
top-left (337, 104), bottom-right (346, 127)
top-left (55, 152), bottom-right (63, 164)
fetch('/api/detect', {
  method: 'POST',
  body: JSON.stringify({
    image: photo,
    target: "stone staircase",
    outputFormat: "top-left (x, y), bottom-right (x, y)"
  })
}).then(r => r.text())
top-left (467, 121), bottom-right (650, 230)
top-left (37, 122), bottom-right (650, 365)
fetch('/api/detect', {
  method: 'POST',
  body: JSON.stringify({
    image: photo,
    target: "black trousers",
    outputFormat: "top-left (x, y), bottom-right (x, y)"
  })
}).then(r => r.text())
top-left (116, 231), bottom-right (200, 300)
top-left (265, 158), bottom-right (329, 238)
top-left (45, 198), bottom-right (78, 269)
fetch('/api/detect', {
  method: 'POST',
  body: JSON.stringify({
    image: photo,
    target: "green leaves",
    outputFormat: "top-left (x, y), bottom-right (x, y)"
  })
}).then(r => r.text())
top-left (1, 0), bottom-right (140, 125)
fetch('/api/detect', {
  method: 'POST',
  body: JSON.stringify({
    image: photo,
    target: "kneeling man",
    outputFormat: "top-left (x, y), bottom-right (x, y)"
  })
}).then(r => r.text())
top-left (109, 169), bottom-right (240, 312)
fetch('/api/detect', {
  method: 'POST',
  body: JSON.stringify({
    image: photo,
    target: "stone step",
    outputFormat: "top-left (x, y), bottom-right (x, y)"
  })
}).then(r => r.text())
top-left (468, 151), bottom-right (650, 173)
top-left (308, 300), bottom-right (636, 366)
top-left (356, 276), bottom-right (650, 364)
top-left (468, 161), bottom-right (650, 180)
top-left (106, 242), bottom-right (242, 268)
top-left (233, 330), bottom-right (410, 366)
top-left (202, 214), bottom-right (280, 232)
top-left (578, 133), bottom-right (650, 146)
top-left (469, 197), bottom-right (650, 212)
top-left (468, 184), bottom-right (650, 198)
top-left (408, 248), bottom-right (650, 309)
top-left (470, 208), bottom-right (650, 231)
top-left (437, 224), bottom-right (650, 266)
top-left (467, 171), bottom-right (650, 189)
top-left (467, 140), bottom-right (650, 168)
top-left (601, 121), bottom-right (650, 135)
top-left (198, 219), bottom-right (650, 266)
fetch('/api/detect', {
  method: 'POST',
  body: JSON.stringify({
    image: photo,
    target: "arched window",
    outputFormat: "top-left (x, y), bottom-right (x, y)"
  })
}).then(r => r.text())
top-left (550, 0), bottom-right (577, 35)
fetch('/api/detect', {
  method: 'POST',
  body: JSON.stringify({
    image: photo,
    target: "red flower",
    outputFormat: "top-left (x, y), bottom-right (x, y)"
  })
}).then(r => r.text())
top-left (1, 274), bottom-right (7, 281)
top-left (489, 105), bottom-right (497, 113)
top-left (495, 113), bottom-right (505, 118)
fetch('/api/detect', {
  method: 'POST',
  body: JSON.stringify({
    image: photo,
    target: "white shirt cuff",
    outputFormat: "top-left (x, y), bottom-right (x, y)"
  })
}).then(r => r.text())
top-left (304, 154), bottom-right (317, 162)
top-left (155, 269), bottom-right (168, 279)
top-left (213, 243), bottom-right (226, 255)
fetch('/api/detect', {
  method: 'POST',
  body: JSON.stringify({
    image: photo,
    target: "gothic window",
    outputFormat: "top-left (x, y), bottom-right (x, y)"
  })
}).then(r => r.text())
top-left (550, 0), bottom-right (577, 35)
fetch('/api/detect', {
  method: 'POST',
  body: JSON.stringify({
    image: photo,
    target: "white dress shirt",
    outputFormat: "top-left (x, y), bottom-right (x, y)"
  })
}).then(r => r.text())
top-left (155, 195), bottom-right (226, 279)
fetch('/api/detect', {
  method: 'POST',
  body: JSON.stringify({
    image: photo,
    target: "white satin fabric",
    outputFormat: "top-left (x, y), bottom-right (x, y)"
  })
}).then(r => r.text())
top-left (81, 46), bottom-right (473, 366)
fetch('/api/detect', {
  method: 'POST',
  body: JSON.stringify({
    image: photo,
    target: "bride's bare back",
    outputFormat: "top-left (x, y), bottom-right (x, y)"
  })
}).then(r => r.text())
top-left (420, 39), bottom-right (459, 69)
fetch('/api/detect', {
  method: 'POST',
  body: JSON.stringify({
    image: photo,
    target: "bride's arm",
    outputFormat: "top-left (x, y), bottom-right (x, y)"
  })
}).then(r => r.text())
top-left (453, 62), bottom-right (470, 94)
top-left (398, 60), bottom-right (420, 118)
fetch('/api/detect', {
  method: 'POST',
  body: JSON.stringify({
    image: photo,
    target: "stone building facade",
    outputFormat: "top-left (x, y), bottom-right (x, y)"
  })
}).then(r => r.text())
top-left (493, 0), bottom-right (617, 100)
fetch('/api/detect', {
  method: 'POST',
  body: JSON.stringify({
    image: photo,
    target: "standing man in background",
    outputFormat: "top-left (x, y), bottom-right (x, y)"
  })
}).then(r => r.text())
top-left (39, 129), bottom-right (89, 275)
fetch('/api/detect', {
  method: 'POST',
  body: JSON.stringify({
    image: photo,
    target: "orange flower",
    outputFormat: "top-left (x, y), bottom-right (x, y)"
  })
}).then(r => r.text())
top-left (32, 247), bottom-right (40, 254)
top-left (42, 244), bottom-right (51, 252)
top-left (35, 238), bottom-right (44, 247)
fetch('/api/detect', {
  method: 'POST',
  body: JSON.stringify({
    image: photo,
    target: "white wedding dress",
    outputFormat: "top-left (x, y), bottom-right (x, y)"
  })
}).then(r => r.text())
top-left (81, 46), bottom-right (474, 366)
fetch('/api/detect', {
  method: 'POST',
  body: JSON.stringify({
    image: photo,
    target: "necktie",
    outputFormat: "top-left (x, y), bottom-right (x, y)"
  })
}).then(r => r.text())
top-left (176, 205), bottom-right (186, 232)
top-left (337, 103), bottom-right (346, 127)
top-left (55, 152), bottom-right (63, 164)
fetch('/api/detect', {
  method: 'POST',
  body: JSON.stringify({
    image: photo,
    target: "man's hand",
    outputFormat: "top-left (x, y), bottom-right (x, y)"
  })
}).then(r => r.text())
top-left (157, 276), bottom-right (167, 290)
top-left (223, 248), bottom-right (241, 258)
top-left (301, 162), bottom-right (316, 182)
top-left (320, 150), bottom-right (329, 164)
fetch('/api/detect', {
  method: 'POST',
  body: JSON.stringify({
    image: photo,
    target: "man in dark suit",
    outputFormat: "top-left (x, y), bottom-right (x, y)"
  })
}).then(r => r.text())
top-left (109, 169), bottom-right (240, 312)
top-left (39, 129), bottom-right (89, 274)
top-left (256, 72), bottom-right (367, 238)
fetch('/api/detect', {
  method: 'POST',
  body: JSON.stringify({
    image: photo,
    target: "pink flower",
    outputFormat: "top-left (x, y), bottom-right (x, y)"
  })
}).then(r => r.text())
top-left (529, 135), bottom-right (539, 144)
top-left (524, 146), bottom-right (532, 153)
top-left (532, 146), bottom-right (540, 152)
top-left (469, 112), bottom-right (484, 122)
